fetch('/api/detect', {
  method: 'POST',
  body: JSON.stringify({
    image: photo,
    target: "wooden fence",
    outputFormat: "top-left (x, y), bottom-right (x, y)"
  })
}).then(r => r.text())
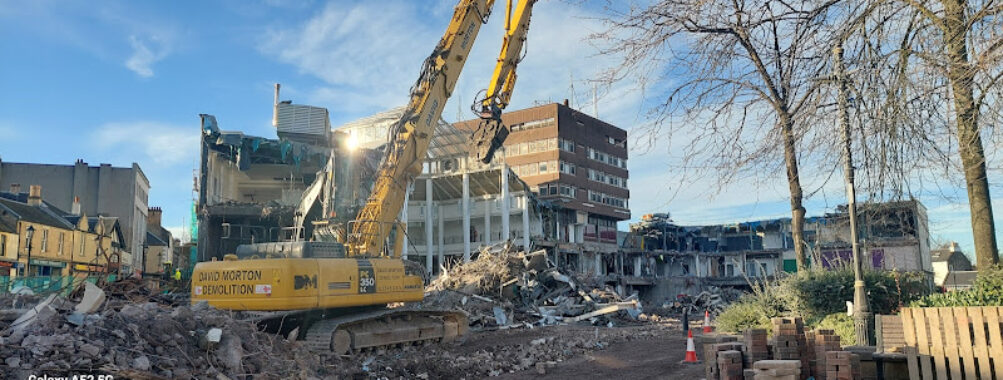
top-left (899, 307), bottom-right (1003, 380)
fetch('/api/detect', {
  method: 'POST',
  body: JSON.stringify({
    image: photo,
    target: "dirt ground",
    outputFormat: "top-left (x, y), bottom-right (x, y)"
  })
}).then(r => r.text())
top-left (493, 324), bottom-right (707, 380)
top-left (333, 320), bottom-right (709, 379)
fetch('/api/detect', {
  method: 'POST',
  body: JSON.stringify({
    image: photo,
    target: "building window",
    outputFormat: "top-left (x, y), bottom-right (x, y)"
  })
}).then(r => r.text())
top-left (58, 233), bottom-right (64, 256)
top-left (559, 138), bottom-right (575, 153)
top-left (41, 229), bottom-right (49, 251)
top-left (559, 185), bottom-right (576, 198)
top-left (539, 161), bottom-right (548, 173)
top-left (1, 235), bottom-right (5, 258)
top-left (559, 161), bottom-right (576, 175)
top-left (80, 238), bottom-right (85, 257)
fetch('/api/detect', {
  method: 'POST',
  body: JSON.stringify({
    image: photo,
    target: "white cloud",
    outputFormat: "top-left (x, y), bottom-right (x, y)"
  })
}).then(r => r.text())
top-left (91, 121), bottom-right (198, 166)
top-left (125, 35), bottom-right (169, 78)
top-left (260, 1), bottom-right (439, 113)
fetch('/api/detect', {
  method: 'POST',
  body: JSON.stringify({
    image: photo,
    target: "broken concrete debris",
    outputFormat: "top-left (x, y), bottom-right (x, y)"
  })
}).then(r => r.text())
top-left (74, 281), bottom-right (106, 314)
top-left (423, 242), bottom-right (642, 328)
top-left (0, 281), bottom-right (323, 379)
top-left (662, 285), bottom-right (742, 315)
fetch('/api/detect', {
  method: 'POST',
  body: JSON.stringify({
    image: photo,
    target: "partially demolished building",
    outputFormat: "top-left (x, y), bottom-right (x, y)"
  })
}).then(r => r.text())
top-left (620, 199), bottom-right (933, 303)
top-left (195, 97), bottom-right (382, 261)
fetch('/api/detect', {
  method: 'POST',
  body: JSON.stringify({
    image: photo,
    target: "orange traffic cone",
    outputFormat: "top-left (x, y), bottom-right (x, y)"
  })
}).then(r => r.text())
top-left (682, 329), bottom-right (700, 364)
top-left (703, 310), bottom-right (713, 333)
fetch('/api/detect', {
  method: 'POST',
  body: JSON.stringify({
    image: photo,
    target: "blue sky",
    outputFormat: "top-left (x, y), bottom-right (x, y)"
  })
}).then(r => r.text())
top-left (1, 1), bottom-right (999, 262)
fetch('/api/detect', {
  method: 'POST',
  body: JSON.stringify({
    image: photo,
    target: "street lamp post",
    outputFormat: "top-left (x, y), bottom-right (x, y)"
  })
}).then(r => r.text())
top-left (23, 225), bottom-right (35, 277)
top-left (833, 44), bottom-right (872, 346)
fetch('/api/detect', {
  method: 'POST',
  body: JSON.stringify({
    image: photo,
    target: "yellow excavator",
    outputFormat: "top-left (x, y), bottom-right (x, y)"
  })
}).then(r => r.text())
top-left (191, 0), bottom-right (536, 354)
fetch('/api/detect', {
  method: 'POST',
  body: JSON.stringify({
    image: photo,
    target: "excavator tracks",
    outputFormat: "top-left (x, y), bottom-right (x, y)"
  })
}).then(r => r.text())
top-left (302, 309), bottom-right (468, 354)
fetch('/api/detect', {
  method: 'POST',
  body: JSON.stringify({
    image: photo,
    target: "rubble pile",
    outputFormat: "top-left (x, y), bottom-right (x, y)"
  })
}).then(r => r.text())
top-left (0, 282), bottom-right (323, 380)
top-left (662, 285), bottom-right (743, 315)
top-left (423, 242), bottom-right (641, 328)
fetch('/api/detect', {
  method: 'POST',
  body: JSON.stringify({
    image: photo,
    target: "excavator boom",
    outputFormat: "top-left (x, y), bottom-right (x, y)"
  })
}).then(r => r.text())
top-left (473, 0), bottom-right (536, 163)
top-left (349, 0), bottom-right (537, 258)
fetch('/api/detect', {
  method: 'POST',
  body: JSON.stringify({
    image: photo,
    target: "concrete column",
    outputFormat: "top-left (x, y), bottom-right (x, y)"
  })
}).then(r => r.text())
top-left (556, 220), bottom-right (562, 242)
top-left (501, 165), bottom-right (510, 241)
top-left (401, 184), bottom-right (410, 259)
top-left (634, 256), bottom-right (642, 276)
top-left (483, 197), bottom-right (491, 246)
top-left (462, 172), bottom-right (470, 263)
top-left (425, 179), bottom-right (433, 274)
top-left (595, 252), bottom-right (602, 276)
top-left (521, 194), bottom-right (530, 250)
top-left (437, 204), bottom-right (444, 273)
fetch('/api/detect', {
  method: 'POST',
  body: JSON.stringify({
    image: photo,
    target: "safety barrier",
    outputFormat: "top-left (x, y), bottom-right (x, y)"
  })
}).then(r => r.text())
top-left (0, 275), bottom-right (117, 295)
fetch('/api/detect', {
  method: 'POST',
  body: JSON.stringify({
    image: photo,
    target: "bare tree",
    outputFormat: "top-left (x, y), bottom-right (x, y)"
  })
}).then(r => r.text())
top-left (910, 0), bottom-right (1001, 269)
top-left (851, 0), bottom-right (1003, 269)
top-left (593, 0), bottom-right (861, 270)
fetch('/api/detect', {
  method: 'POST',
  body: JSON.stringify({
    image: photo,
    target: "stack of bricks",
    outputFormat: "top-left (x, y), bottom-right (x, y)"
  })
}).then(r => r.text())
top-left (742, 329), bottom-right (770, 368)
top-left (705, 342), bottom-right (746, 380)
top-left (770, 318), bottom-right (805, 360)
top-left (802, 330), bottom-right (816, 378)
top-left (825, 351), bottom-right (861, 380)
top-left (718, 350), bottom-right (745, 380)
top-left (751, 360), bottom-right (801, 380)
top-left (813, 329), bottom-right (841, 380)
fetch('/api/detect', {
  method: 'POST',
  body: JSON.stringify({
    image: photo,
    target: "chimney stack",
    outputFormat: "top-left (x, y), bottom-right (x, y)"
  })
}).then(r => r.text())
top-left (9, 183), bottom-right (20, 194)
top-left (272, 83), bottom-right (281, 128)
top-left (563, 99), bottom-right (569, 107)
top-left (148, 206), bottom-right (163, 229)
top-left (28, 185), bottom-right (42, 206)
top-left (72, 196), bottom-right (81, 215)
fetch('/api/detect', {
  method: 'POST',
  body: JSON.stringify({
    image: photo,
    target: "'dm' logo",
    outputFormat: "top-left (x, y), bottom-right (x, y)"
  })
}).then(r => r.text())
top-left (294, 274), bottom-right (318, 290)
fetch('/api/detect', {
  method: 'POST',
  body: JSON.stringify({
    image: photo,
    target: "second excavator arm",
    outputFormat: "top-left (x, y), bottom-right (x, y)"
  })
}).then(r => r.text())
top-left (347, 0), bottom-right (537, 258)
top-left (472, 0), bottom-right (536, 164)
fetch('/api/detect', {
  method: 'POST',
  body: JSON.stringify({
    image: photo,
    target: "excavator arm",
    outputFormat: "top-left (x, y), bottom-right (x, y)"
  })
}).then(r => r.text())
top-left (472, 0), bottom-right (536, 163)
top-left (348, 0), bottom-right (537, 258)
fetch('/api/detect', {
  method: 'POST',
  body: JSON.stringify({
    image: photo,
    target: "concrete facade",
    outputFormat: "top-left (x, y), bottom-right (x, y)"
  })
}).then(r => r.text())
top-left (0, 160), bottom-right (149, 273)
top-left (455, 102), bottom-right (630, 249)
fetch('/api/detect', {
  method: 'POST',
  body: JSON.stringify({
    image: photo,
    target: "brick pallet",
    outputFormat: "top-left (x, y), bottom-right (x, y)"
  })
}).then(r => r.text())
top-left (813, 329), bottom-right (842, 380)
top-left (752, 359), bottom-right (801, 380)
top-left (825, 351), bottom-right (862, 380)
top-left (743, 329), bottom-right (770, 368)
top-left (718, 350), bottom-right (745, 380)
top-left (770, 317), bottom-right (807, 379)
top-left (705, 342), bottom-right (746, 380)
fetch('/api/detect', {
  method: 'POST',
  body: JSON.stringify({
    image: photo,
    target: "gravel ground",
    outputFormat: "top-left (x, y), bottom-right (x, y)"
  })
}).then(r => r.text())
top-left (325, 319), bottom-right (707, 379)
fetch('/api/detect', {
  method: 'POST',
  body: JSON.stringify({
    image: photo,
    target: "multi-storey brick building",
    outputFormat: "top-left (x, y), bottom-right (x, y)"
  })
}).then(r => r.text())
top-left (457, 101), bottom-right (630, 248)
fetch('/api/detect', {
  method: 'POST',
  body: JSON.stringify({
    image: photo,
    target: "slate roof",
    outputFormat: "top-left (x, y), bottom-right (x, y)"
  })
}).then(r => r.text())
top-left (146, 231), bottom-right (168, 246)
top-left (0, 197), bottom-right (75, 230)
top-left (0, 203), bottom-right (18, 234)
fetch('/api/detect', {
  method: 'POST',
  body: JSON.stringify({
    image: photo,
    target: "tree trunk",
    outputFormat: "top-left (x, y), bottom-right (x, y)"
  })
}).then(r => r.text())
top-left (943, 0), bottom-right (999, 269)
top-left (780, 110), bottom-right (809, 270)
